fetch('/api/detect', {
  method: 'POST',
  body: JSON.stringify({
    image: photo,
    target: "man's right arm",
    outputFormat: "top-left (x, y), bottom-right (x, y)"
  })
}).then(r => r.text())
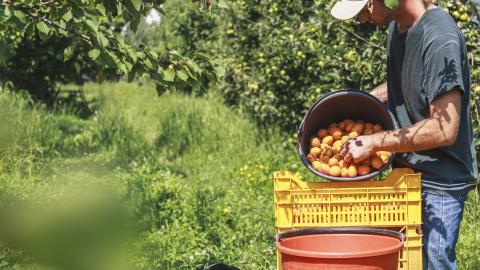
top-left (370, 81), bottom-right (388, 103)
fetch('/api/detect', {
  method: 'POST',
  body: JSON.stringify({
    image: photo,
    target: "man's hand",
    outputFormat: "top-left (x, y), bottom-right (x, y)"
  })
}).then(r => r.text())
top-left (340, 135), bottom-right (378, 163)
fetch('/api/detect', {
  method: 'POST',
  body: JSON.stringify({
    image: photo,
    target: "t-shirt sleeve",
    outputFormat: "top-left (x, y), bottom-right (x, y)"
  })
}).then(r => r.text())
top-left (423, 35), bottom-right (465, 104)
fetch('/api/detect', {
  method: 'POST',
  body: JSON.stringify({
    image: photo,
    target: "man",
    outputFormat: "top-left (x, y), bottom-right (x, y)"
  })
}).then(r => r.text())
top-left (331, 0), bottom-right (478, 269)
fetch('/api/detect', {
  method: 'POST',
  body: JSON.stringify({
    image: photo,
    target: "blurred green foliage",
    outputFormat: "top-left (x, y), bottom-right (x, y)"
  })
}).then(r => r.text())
top-left (0, 0), bottom-right (225, 101)
top-left (0, 83), bottom-right (478, 269)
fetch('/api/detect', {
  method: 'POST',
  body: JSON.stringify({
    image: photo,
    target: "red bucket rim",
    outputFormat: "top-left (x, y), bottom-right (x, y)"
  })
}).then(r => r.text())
top-left (276, 228), bottom-right (404, 259)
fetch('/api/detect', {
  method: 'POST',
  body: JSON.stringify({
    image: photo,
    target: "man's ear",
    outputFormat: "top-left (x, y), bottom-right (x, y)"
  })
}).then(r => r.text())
top-left (384, 0), bottom-right (399, 9)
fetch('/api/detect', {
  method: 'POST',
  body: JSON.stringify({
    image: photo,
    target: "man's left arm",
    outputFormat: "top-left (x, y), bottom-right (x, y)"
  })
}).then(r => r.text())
top-left (341, 88), bottom-right (461, 163)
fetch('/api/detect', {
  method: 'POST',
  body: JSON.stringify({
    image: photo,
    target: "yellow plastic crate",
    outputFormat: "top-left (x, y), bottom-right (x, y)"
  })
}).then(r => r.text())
top-left (274, 168), bottom-right (422, 270)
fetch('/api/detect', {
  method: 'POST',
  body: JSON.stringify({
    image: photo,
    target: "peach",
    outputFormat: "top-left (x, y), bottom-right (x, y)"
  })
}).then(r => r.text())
top-left (370, 155), bottom-right (384, 169)
top-left (310, 147), bottom-right (321, 156)
top-left (312, 161), bottom-right (322, 170)
top-left (373, 124), bottom-right (383, 132)
top-left (363, 129), bottom-right (373, 135)
top-left (345, 122), bottom-right (354, 132)
top-left (329, 165), bottom-right (341, 177)
top-left (347, 165), bottom-right (358, 177)
top-left (360, 158), bottom-right (370, 166)
top-left (329, 122), bottom-right (338, 129)
top-left (380, 155), bottom-right (390, 164)
top-left (348, 131), bottom-right (359, 139)
top-left (338, 121), bottom-right (346, 131)
top-left (318, 129), bottom-right (328, 138)
top-left (357, 165), bottom-right (371, 176)
top-left (377, 151), bottom-right (392, 158)
top-left (310, 137), bottom-right (321, 148)
top-left (328, 157), bottom-right (339, 167)
top-left (365, 123), bottom-right (374, 130)
top-left (307, 154), bottom-right (315, 163)
top-left (330, 128), bottom-right (343, 141)
top-left (341, 167), bottom-right (349, 177)
top-left (319, 163), bottom-right (330, 174)
top-left (351, 123), bottom-right (365, 134)
top-left (322, 136), bottom-right (334, 145)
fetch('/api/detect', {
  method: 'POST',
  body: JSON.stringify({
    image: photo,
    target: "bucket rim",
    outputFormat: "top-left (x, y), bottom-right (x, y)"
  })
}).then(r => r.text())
top-left (276, 227), bottom-right (404, 259)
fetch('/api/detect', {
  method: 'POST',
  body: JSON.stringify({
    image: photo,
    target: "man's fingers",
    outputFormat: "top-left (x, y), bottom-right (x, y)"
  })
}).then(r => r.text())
top-left (344, 152), bottom-right (353, 163)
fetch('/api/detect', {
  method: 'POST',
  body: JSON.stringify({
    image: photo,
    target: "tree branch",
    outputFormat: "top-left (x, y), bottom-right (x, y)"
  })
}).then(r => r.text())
top-left (339, 25), bottom-right (386, 51)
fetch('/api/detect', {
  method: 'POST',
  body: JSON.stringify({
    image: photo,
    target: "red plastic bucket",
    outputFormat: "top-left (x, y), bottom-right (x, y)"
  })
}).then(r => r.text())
top-left (276, 228), bottom-right (404, 270)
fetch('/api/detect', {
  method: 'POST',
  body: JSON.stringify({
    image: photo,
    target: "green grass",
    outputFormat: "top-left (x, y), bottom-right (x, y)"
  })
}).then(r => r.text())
top-left (0, 82), bottom-right (478, 269)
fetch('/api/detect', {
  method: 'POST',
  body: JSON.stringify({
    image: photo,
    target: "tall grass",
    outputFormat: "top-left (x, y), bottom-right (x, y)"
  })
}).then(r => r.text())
top-left (0, 82), bottom-right (478, 269)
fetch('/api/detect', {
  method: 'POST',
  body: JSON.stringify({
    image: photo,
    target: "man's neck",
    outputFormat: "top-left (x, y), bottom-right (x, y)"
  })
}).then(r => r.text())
top-left (394, 0), bottom-right (436, 33)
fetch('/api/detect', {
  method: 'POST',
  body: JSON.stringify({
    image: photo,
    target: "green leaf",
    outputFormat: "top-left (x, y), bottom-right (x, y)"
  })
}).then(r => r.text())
top-left (176, 69), bottom-right (188, 81)
top-left (36, 21), bottom-right (49, 34)
top-left (186, 59), bottom-right (200, 74)
top-left (88, 48), bottom-right (101, 60)
top-left (62, 10), bottom-right (73, 22)
top-left (85, 19), bottom-right (100, 32)
top-left (96, 32), bottom-right (109, 47)
top-left (96, 4), bottom-right (106, 16)
top-left (156, 83), bottom-right (167, 95)
top-left (163, 68), bottom-right (175, 82)
top-left (0, 6), bottom-right (12, 22)
top-left (216, 0), bottom-right (229, 9)
top-left (64, 46), bottom-right (75, 61)
top-left (131, 0), bottom-right (142, 11)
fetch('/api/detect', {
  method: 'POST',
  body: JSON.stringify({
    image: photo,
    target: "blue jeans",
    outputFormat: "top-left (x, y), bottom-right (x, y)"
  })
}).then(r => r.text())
top-left (422, 190), bottom-right (469, 270)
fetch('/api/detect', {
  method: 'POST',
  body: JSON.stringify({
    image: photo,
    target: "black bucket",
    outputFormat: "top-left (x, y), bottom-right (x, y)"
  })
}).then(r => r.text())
top-left (297, 89), bottom-right (398, 181)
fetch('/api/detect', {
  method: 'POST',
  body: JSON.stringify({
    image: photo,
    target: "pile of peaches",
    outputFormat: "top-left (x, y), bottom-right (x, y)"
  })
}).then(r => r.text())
top-left (307, 119), bottom-right (392, 178)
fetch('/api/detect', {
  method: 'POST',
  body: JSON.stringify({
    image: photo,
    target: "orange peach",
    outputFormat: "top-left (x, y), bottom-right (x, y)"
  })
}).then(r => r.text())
top-left (370, 155), bottom-right (384, 169)
top-left (329, 122), bottom-right (338, 129)
top-left (319, 163), bottom-right (330, 174)
top-left (351, 123), bottom-right (365, 134)
top-left (360, 158), bottom-right (370, 166)
top-left (357, 165), bottom-right (371, 176)
top-left (318, 129), bottom-right (328, 138)
top-left (373, 124), bottom-right (383, 132)
top-left (341, 167), bottom-right (349, 177)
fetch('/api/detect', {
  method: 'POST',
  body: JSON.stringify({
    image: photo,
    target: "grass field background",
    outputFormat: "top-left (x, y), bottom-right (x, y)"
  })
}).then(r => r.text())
top-left (0, 82), bottom-right (478, 269)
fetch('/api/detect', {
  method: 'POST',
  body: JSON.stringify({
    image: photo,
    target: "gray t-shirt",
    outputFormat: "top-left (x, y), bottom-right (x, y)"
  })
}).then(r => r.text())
top-left (386, 8), bottom-right (478, 192)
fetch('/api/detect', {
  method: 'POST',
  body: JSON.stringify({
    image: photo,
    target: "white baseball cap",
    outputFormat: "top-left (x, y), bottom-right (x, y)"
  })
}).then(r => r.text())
top-left (331, 0), bottom-right (369, 20)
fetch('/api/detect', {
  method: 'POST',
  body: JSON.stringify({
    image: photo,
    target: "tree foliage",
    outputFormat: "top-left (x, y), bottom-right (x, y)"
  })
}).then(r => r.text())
top-left (219, 0), bottom-right (480, 132)
top-left (0, 0), bottom-right (226, 101)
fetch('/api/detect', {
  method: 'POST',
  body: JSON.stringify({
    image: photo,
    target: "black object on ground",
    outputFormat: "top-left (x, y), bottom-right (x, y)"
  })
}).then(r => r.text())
top-left (203, 262), bottom-right (240, 270)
